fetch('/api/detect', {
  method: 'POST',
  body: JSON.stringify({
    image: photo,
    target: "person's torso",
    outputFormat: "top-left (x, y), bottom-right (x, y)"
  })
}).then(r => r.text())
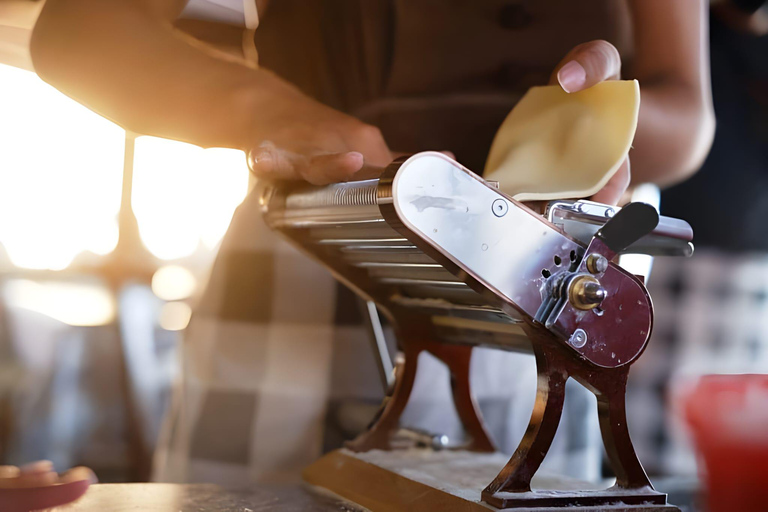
top-left (253, 0), bottom-right (633, 170)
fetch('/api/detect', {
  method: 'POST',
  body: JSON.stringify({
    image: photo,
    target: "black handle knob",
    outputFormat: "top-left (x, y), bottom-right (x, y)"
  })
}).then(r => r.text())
top-left (595, 202), bottom-right (660, 254)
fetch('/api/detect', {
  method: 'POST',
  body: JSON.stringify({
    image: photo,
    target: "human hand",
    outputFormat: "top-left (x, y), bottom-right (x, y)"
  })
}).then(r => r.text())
top-left (0, 461), bottom-right (96, 512)
top-left (246, 72), bottom-right (392, 185)
top-left (550, 40), bottom-right (631, 205)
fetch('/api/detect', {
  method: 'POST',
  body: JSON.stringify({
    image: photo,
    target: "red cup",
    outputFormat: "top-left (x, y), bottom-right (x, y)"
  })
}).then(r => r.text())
top-left (683, 374), bottom-right (768, 512)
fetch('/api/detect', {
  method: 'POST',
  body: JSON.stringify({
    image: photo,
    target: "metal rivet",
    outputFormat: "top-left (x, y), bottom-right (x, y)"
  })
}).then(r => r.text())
top-left (569, 329), bottom-right (588, 348)
top-left (492, 199), bottom-right (508, 217)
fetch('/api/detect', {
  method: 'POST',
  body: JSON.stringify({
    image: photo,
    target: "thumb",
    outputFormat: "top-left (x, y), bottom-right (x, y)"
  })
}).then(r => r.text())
top-left (551, 39), bottom-right (622, 93)
top-left (590, 157), bottom-right (630, 205)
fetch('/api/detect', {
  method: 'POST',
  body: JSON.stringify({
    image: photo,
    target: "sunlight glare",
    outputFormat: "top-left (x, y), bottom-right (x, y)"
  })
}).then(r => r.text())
top-left (3, 279), bottom-right (116, 326)
top-left (0, 63), bottom-right (125, 270)
top-left (132, 137), bottom-right (249, 260)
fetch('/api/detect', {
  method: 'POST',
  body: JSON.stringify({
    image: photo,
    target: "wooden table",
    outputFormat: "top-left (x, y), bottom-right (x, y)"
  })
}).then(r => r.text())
top-left (64, 483), bottom-right (363, 511)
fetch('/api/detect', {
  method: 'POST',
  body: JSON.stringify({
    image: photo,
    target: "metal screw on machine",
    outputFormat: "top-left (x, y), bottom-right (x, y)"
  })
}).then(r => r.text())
top-left (569, 328), bottom-right (588, 348)
top-left (569, 275), bottom-right (607, 310)
top-left (586, 253), bottom-right (609, 274)
top-left (398, 428), bottom-right (451, 450)
top-left (432, 434), bottom-right (450, 450)
top-left (492, 199), bottom-right (508, 217)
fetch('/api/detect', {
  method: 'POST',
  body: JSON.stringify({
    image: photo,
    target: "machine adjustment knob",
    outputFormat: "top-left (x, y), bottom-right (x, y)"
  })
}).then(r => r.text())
top-left (569, 275), bottom-right (607, 310)
top-left (595, 202), bottom-right (659, 255)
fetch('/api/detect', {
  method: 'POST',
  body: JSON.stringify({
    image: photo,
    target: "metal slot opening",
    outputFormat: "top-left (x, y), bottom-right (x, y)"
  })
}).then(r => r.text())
top-left (361, 263), bottom-right (460, 282)
top-left (340, 247), bottom-right (434, 265)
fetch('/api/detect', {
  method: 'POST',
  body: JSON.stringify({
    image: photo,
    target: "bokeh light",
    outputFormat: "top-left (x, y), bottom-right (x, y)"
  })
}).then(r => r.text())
top-left (158, 301), bottom-right (192, 331)
top-left (151, 265), bottom-right (197, 301)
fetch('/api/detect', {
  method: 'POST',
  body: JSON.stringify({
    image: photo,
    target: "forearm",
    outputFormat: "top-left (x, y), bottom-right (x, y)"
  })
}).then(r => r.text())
top-left (627, 0), bottom-right (715, 187)
top-left (30, 0), bottom-right (288, 150)
top-left (631, 81), bottom-right (715, 187)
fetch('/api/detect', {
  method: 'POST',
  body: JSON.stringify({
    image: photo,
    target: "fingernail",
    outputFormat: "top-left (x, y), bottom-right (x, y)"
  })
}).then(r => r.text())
top-left (0, 466), bottom-right (21, 478)
top-left (346, 152), bottom-right (365, 171)
top-left (247, 151), bottom-right (271, 175)
top-left (557, 61), bottom-right (586, 93)
top-left (251, 150), bottom-right (269, 163)
top-left (61, 467), bottom-right (98, 485)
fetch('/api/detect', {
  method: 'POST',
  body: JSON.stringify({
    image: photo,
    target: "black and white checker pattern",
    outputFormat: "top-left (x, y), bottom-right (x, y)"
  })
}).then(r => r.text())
top-left (628, 250), bottom-right (768, 476)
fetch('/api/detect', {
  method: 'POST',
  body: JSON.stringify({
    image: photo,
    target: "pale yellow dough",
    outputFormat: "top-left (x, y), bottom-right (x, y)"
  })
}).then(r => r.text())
top-left (484, 80), bottom-right (640, 201)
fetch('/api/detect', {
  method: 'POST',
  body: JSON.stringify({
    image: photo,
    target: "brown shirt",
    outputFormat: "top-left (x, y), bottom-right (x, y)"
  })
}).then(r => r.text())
top-left (253, 0), bottom-right (633, 170)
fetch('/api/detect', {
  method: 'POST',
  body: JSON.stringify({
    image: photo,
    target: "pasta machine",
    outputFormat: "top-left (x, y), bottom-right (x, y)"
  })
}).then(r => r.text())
top-left (259, 152), bottom-right (692, 510)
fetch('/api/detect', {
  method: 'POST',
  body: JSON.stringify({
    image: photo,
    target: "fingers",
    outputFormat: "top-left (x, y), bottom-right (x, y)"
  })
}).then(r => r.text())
top-left (249, 141), bottom-right (455, 186)
top-left (0, 463), bottom-right (57, 489)
top-left (248, 143), bottom-right (366, 185)
top-left (0, 466), bottom-right (21, 479)
top-left (15, 471), bottom-right (57, 488)
top-left (551, 40), bottom-right (622, 93)
top-left (0, 463), bottom-right (97, 512)
top-left (20, 461), bottom-right (54, 475)
top-left (59, 467), bottom-right (98, 485)
top-left (591, 157), bottom-right (631, 205)
top-left (306, 152), bottom-right (366, 184)
top-left (19, 460), bottom-right (57, 487)
top-left (345, 125), bottom-right (392, 168)
top-left (247, 142), bottom-right (303, 181)
top-left (351, 149), bottom-right (455, 181)
top-left (0, 462), bottom-right (97, 490)
top-left (351, 164), bottom-right (385, 181)
top-left (247, 114), bottom-right (393, 185)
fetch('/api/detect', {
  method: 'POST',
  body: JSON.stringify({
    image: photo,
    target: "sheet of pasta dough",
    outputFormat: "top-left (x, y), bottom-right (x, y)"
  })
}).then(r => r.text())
top-left (484, 80), bottom-right (640, 202)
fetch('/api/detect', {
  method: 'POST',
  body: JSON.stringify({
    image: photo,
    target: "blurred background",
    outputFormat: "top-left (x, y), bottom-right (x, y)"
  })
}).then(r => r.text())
top-left (0, 0), bottom-right (767, 498)
top-left (0, 0), bottom-right (251, 481)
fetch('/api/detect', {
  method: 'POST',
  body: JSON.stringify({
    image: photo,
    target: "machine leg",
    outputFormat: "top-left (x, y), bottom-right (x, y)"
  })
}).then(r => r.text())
top-left (345, 344), bottom-right (420, 452)
top-left (480, 330), bottom-right (672, 510)
top-left (482, 343), bottom-right (567, 497)
top-left (438, 345), bottom-right (495, 452)
top-left (593, 367), bottom-right (654, 489)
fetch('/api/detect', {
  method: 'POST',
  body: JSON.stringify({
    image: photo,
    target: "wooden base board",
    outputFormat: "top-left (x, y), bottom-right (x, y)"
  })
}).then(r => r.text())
top-left (303, 449), bottom-right (680, 511)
